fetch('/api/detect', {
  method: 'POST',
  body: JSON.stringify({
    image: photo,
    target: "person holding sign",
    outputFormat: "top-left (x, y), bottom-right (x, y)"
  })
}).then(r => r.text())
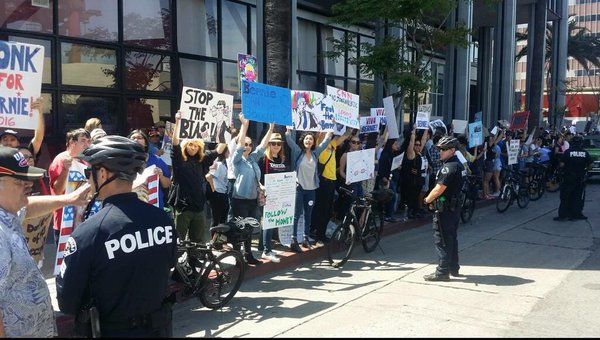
top-left (169, 111), bottom-right (226, 245)
top-left (399, 126), bottom-right (428, 219)
top-left (285, 127), bottom-right (333, 252)
top-left (0, 97), bottom-right (45, 161)
top-left (231, 114), bottom-right (274, 265)
top-left (337, 132), bottom-right (365, 217)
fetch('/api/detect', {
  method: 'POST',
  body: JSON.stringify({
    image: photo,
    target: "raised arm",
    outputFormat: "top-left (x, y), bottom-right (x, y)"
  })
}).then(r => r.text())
top-left (285, 127), bottom-right (301, 154)
top-left (257, 123), bottom-right (275, 150)
top-left (315, 131), bottom-right (333, 155)
top-left (406, 126), bottom-right (416, 160)
top-left (376, 125), bottom-right (389, 151)
top-left (29, 97), bottom-right (45, 156)
top-left (237, 113), bottom-right (249, 148)
top-left (420, 127), bottom-right (429, 148)
top-left (333, 125), bottom-right (353, 145)
top-left (173, 111), bottom-right (182, 146)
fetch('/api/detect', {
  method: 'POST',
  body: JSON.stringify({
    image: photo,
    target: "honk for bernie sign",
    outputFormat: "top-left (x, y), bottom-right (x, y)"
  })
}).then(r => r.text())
top-left (0, 41), bottom-right (44, 130)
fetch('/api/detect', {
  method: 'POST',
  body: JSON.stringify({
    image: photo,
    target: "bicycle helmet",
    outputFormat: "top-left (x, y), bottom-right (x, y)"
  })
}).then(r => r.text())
top-left (79, 135), bottom-right (147, 176)
top-left (571, 134), bottom-right (584, 147)
top-left (435, 136), bottom-right (459, 150)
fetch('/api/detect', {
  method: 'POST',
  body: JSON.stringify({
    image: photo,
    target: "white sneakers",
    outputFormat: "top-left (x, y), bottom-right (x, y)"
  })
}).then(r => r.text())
top-left (262, 251), bottom-right (281, 263)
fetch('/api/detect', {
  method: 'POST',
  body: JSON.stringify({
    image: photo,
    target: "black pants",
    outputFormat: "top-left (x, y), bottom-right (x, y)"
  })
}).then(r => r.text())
top-left (433, 209), bottom-right (461, 276)
top-left (209, 192), bottom-right (229, 227)
top-left (401, 181), bottom-right (421, 216)
top-left (311, 177), bottom-right (336, 241)
top-left (231, 198), bottom-right (259, 257)
top-left (558, 178), bottom-right (585, 218)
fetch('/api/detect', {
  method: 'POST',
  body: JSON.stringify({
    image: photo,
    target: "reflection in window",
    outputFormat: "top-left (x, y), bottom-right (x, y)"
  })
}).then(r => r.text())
top-left (298, 20), bottom-right (318, 72)
top-left (0, 0), bottom-right (53, 33)
top-left (177, 0), bottom-right (218, 57)
top-left (251, 7), bottom-right (257, 54)
top-left (222, 1), bottom-right (248, 60)
top-left (126, 98), bottom-right (171, 131)
top-left (360, 36), bottom-right (375, 80)
top-left (3, 35), bottom-right (52, 84)
top-left (298, 74), bottom-right (318, 92)
top-left (61, 42), bottom-right (116, 88)
top-left (326, 77), bottom-right (344, 90)
top-left (222, 62), bottom-right (240, 100)
top-left (61, 94), bottom-right (118, 134)
top-left (123, 0), bottom-right (171, 49)
top-left (58, 0), bottom-right (118, 42)
top-left (180, 58), bottom-right (218, 91)
top-left (125, 51), bottom-right (171, 92)
top-left (323, 28), bottom-right (345, 77)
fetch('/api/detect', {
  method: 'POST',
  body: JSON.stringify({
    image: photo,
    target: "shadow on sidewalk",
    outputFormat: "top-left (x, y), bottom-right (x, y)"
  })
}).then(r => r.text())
top-left (454, 274), bottom-right (535, 287)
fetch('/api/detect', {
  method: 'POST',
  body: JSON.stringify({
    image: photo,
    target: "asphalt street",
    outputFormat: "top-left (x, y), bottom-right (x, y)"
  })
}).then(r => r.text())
top-left (170, 180), bottom-right (600, 337)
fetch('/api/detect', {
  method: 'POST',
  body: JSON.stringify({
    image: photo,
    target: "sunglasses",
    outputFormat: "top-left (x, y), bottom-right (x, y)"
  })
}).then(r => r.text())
top-left (269, 142), bottom-right (282, 146)
top-left (245, 143), bottom-right (253, 147)
top-left (350, 140), bottom-right (361, 144)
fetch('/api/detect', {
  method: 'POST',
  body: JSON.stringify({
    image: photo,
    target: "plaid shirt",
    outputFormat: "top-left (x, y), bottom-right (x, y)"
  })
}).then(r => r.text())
top-left (426, 139), bottom-right (442, 175)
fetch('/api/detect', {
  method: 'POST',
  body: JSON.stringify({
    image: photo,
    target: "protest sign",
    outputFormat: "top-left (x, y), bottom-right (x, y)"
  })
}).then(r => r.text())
top-left (491, 126), bottom-right (499, 136)
top-left (23, 213), bottom-right (52, 267)
top-left (346, 148), bottom-right (375, 184)
top-left (178, 86), bottom-right (233, 143)
top-left (241, 81), bottom-right (292, 125)
top-left (263, 172), bottom-right (297, 230)
top-left (452, 119), bottom-right (468, 135)
top-left (0, 41), bottom-right (44, 130)
top-left (54, 162), bottom-right (101, 275)
top-left (278, 213), bottom-right (304, 247)
top-left (391, 152), bottom-right (405, 171)
top-left (370, 107), bottom-right (387, 125)
top-left (326, 85), bottom-right (360, 129)
top-left (333, 123), bottom-right (346, 136)
top-left (291, 91), bottom-right (335, 132)
top-left (416, 104), bottom-right (432, 130)
top-left (474, 111), bottom-right (483, 122)
top-left (468, 121), bottom-right (483, 148)
top-left (456, 150), bottom-right (468, 166)
top-left (359, 116), bottom-right (379, 134)
top-left (237, 53), bottom-right (257, 93)
top-left (160, 121), bottom-right (174, 166)
top-left (508, 139), bottom-right (520, 165)
top-left (383, 96), bottom-right (399, 138)
top-left (133, 165), bottom-right (160, 208)
top-left (429, 119), bottom-right (447, 134)
top-left (510, 111), bottom-right (529, 130)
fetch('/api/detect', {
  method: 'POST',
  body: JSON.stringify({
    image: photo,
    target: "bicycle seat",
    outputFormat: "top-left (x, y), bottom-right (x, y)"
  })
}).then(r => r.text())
top-left (210, 223), bottom-right (231, 234)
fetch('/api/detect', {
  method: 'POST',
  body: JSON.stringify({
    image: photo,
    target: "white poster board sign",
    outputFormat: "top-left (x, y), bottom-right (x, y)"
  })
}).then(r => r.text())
top-left (359, 116), bottom-right (379, 134)
top-left (429, 119), bottom-right (447, 134)
top-left (178, 86), bottom-right (233, 143)
top-left (0, 41), bottom-right (44, 130)
top-left (390, 152), bottom-right (405, 171)
top-left (452, 119), bottom-right (468, 135)
top-left (346, 148), bottom-right (376, 184)
top-left (416, 104), bottom-right (431, 130)
top-left (262, 172), bottom-right (297, 230)
top-left (291, 91), bottom-right (335, 132)
top-left (383, 96), bottom-right (399, 138)
top-left (326, 85), bottom-right (359, 129)
top-left (278, 214), bottom-right (305, 247)
top-left (370, 107), bottom-right (386, 125)
top-left (508, 139), bottom-right (520, 165)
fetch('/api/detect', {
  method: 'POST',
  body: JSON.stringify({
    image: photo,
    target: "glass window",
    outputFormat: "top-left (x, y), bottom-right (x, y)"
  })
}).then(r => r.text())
top-left (61, 42), bottom-right (117, 88)
top-left (347, 79), bottom-right (357, 94)
top-left (61, 94), bottom-right (119, 134)
top-left (180, 58), bottom-right (218, 91)
top-left (2, 35), bottom-right (52, 84)
top-left (123, 0), bottom-right (171, 50)
top-left (360, 36), bottom-right (375, 80)
top-left (222, 1), bottom-right (248, 60)
top-left (322, 28), bottom-right (345, 76)
top-left (298, 20), bottom-right (318, 72)
top-left (0, 0), bottom-right (53, 33)
top-left (325, 77), bottom-right (344, 89)
top-left (251, 6), bottom-right (257, 55)
top-left (359, 81), bottom-right (374, 113)
top-left (58, 0), bottom-right (118, 42)
top-left (298, 74), bottom-right (318, 92)
top-left (125, 51), bottom-right (171, 92)
top-left (126, 98), bottom-right (171, 131)
top-left (222, 61), bottom-right (240, 100)
top-left (177, 0), bottom-right (218, 57)
top-left (347, 33), bottom-right (357, 78)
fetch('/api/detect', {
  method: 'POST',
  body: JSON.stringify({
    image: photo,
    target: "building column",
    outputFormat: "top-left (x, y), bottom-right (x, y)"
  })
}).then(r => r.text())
top-left (526, 0), bottom-right (548, 129)
top-left (549, 0), bottom-right (568, 127)
top-left (476, 26), bottom-right (494, 128)
top-left (373, 20), bottom-right (385, 108)
top-left (491, 0), bottom-right (517, 123)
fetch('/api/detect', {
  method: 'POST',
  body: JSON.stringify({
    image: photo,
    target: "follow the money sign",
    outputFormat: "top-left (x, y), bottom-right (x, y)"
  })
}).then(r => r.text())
top-left (0, 41), bottom-right (44, 130)
top-left (262, 172), bottom-right (297, 230)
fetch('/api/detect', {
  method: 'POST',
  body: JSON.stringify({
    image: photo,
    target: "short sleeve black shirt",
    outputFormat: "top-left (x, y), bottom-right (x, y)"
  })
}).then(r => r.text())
top-left (436, 155), bottom-right (465, 199)
top-left (561, 147), bottom-right (592, 178)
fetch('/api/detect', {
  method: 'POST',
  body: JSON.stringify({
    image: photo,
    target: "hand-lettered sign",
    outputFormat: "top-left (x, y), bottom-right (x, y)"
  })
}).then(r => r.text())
top-left (370, 108), bottom-right (387, 125)
top-left (238, 53), bottom-right (257, 93)
top-left (291, 91), bottom-right (335, 132)
top-left (359, 116), bottom-right (379, 134)
top-left (346, 148), bottom-right (376, 184)
top-left (326, 85), bottom-right (360, 129)
top-left (468, 121), bottom-right (483, 148)
top-left (241, 80), bottom-right (292, 126)
top-left (263, 172), bottom-right (297, 230)
top-left (178, 86), bottom-right (233, 143)
top-left (510, 111), bottom-right (530, 131)
top-left (416, 104), bottom-right (432, 130)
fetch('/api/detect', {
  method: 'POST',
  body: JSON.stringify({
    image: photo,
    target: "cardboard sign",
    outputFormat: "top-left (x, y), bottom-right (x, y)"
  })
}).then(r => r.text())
top-left (178, 86), bottom-right (234, 143)
top-left (452, 119), bottom-right (468, 135)
top-left (23, 213), bottom-right (52, 267)
top-left (359, 116), bottom-right (379, 134)
top-left (510, 111), bottom-right (529, 130)
top-left (0, 41), bottom-right (44, 130)
top-left (391, 152), bottom-right (405, 171)
top-left (241, 81), bottom-right (292, 126)
top-left (54, 162), bottom-right (101, 275)
top-left (383, 96), bottom-right (399, 139)
top-left (326, 85), bottom-right (360, 129)
top-left (237, 53), bottom-right (257, 94)
top-left (508, 139), bottom-right (520, 165)
top-left (370, 107), bottom-right (387, 125)
top-left (346, 148), bottom-right (376, 184)
top-left (429, 119), bottom-right (447, 134)
top-left (291, 91), bottom-right (335, 132)
top-left (468, 121), bottom-right (483, 148)
top-left (262, 172), bottom-right (297, 230)
top-left (416, 104), bottom-right (431, 130)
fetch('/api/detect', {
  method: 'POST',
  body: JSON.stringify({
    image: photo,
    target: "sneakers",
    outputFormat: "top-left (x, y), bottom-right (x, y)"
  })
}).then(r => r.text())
top-left (302, 236), bottom-right (313, 249)
top-left (423, 273), bottom-right (450, 282)
top-left (262, 251), bottom-right (281, 263)
top-left (450, 270), bottom-right (461, 277)
top-left (290, 240), bottom-right (303, 253)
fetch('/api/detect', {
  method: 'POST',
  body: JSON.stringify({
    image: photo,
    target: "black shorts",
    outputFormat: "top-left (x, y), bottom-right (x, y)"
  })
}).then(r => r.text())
top-left (484, 160), bottom-right (494, 173)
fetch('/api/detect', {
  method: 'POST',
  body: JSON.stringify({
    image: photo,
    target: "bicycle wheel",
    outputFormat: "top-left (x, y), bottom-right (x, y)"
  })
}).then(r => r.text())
top-left (528, 180), bottom-right (543, 201)
top-left (327, 222), bottom-right (356, 268)
top-left (547, 173), bottom-right (561, 193)
top-left (198, 250), bottom-right (246, 309)
top-left (496, 185), bottom-right (512, 213)
top-left (517, 189), bottom-right (530, 208)
top-left (361, 211), bottom-right (383, 253)
top-left (460, 197), bottom-right (475, 223)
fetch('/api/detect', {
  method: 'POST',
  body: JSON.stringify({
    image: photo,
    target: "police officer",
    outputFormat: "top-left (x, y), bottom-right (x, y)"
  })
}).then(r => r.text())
top-left (423, 136), bottom-right (465, 281)
top-left (57, 136), bottom-right (178, 337)
top-left (554, 134), bottom-right (592, 221)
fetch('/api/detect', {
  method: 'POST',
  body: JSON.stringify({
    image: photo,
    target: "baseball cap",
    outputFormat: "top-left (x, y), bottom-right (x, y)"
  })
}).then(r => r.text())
top-left (0, 146), bottom-right (45, 181)
top-left (0, 129), bottom-right (18, 139)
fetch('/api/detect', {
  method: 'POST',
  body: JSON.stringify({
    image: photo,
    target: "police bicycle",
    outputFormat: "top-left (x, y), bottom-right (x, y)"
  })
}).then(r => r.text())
top-left (460, 175), bottom-right (480, 223)
top-left (173, 218), bottom-right (258, 309)
top-left (546, 166), bottom-right (563, 193)
top-left (327, 186), bottom-right (389, 268)
top-left (496, 167), bottom-right (530, 213)
top-left (526, 163), bottom-right (548, 201)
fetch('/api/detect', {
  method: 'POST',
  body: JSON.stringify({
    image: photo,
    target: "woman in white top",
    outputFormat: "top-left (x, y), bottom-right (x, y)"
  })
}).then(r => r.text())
top-left (206, 150), bottom-right (230, 227)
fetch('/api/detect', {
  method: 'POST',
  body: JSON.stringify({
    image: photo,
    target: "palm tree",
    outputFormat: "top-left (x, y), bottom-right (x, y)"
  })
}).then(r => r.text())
top-left (264, 0), bottom-right (292, 88)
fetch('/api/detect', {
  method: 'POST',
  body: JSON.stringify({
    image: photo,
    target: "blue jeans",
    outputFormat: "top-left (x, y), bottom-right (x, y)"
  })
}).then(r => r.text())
top-left (385, 179), bottom-right (398, 218)
top-left (293, 186), bottom-right (316, 239)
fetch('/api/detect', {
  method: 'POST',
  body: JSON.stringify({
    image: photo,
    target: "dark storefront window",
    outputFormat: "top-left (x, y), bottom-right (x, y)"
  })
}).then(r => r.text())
top-left (177, 0), bottom-right (218, 57)
top-left (0, 0), bottom-right (54, 33)
top-left (180, 58), bottom-right (218, 91)
top-left (125, 51), bottom-right (171, 92)
top-left (61, 94), bottom-right (119, 134)
top-left (125, 98), bottom-right (171, 132)
top-left (1, 35), bottom-right (52, 84)
top-left (222, 0), bottom-right (248, 60)
top-left (61, 42), bottom-right (117, 88)
top-left (123, 0), bottom-right (172, 50)
top-left (58, 0), bottom-right (118, 42)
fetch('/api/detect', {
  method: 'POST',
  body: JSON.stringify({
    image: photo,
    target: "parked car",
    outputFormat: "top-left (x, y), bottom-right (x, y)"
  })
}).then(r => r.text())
top-left (583, 135), bottom-right (600, 178)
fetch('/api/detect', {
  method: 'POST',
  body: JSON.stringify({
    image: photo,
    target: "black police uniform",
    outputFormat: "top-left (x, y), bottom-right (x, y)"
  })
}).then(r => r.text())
top-left (57, 193), bottom-right (178, 337)
top-left (557, 147), bottom-right (592, 220)
top-left (432, 155), bottom-right (465, 276)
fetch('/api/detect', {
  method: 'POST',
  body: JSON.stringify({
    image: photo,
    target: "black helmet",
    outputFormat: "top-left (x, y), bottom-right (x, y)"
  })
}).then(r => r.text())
top-left (571, 134), bottom-right (584, 147)
top-left (79, 135), bottom-right (147, 176)
top-left (435, 136), bottom-right (459, 150)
